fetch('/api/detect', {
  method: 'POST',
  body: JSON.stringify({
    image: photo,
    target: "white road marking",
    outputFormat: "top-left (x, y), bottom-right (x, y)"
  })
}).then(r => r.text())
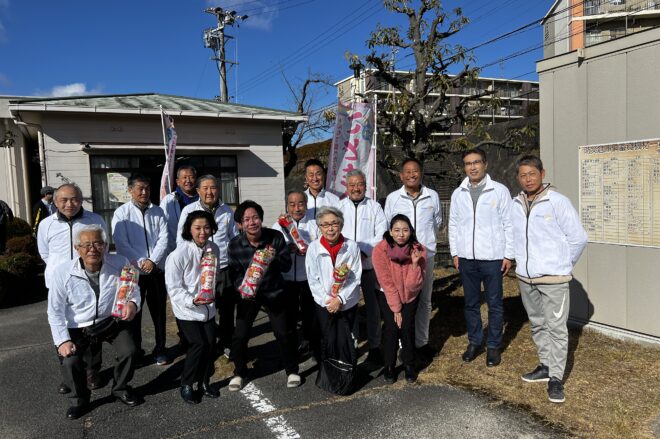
top-left (240, 382), bottom-right (301, 439)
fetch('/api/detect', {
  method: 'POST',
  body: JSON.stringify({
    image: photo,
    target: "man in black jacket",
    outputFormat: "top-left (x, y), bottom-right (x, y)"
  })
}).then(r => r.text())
top-left (32, 186), bottom-right (56, 235)
top-left (227, 200), bottom-right (299, 391)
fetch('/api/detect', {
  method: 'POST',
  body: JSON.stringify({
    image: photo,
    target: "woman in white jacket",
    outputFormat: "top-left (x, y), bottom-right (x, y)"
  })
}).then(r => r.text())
top-left (165, 210), bottom-right (221, 404)
top-left (305, 207), bottom-right (362, 360)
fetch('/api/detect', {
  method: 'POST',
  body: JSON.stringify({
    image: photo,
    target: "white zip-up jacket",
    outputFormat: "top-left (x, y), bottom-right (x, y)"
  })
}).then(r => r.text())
top-left (271, 217), bottom-right (319, 282)
top-left (304, 188), bottom-right (340, 222)
top-left (111, 201), bottom-right (169, 273)
top-left (384, 185), bottom-right (442, 254)
top-left (338, 197), bottom-right (388, 270)
top-left (511, 185), bottom-right (588, 281)
top-left (305, 237), bottom-right (362, 310)
top-left (165, 240), bottom-right (219, 322)
top-left (37, 209), bottom-right (108, 288)
top-left (176, 200), bottom-right (238, 269)
top-left (47, 253), bottom-right (141, 347)
top-left (448, 174), bottom-right (514, 261)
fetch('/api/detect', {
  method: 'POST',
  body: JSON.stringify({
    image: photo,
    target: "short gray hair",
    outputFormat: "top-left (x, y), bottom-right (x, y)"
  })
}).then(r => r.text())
top-left (316, 206), bottom-right (344, 227)
top-left (286, 189), bottom-right (307, 203)
top-left (345, 169), bottom-right (366, 181)
top-left (196, 174), bottom-right (218, 188)
top-left (54, 183), bottom-right (83, 202)
top-left (74, 224), bottom-right (107, 247)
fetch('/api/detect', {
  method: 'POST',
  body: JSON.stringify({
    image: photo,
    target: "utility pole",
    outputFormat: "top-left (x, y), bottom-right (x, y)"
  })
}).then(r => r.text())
top-left (203, 7), bottom-right (248, 103)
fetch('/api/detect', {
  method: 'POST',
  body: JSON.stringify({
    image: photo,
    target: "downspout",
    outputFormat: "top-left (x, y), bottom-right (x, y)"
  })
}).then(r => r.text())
top-left (12, 116), bottom-right (47, 186)
top-left (3, 119), bottom-right (16, 212)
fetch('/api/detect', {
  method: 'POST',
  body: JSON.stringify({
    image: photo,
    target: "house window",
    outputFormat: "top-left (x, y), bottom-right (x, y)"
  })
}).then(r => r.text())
top-left (90, 154), bottom-right (238, 245)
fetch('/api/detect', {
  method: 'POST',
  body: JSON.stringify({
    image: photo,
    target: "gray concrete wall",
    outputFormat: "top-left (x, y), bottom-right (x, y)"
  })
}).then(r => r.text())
top-left (537, 26), bottom-right (660, 338)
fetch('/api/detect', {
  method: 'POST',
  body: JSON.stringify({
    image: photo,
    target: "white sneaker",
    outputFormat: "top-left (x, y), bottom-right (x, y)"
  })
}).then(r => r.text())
top-left (287, 374), bottom-right (301, 388)
top-left (228, 376), bottom-right (243, 392)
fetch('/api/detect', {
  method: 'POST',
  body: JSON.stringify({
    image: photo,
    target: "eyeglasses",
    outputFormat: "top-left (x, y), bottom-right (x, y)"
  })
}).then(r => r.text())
top-left (464, 159), bottom-right (484, 167)
top-left (319, 221), bottom-right (341, 229)
top-left (77, 241), bottom-right (105, 250)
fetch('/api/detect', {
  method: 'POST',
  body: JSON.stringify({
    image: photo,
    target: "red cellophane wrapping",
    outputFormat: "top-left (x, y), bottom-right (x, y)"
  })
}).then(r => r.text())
top-left (278, 214), bottom-right (308, 254)
top-left (111, 264), bottom-right (140, 317)
top-left (239, 245), bottom-right (276, 300)
top-left (194, 247), bottom-right (217, 305)
top-left (330, 263), bottom-right (350, 297)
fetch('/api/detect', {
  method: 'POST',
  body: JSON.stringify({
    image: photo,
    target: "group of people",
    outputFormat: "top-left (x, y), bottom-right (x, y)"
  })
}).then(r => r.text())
top-left (40, 149), bottom-right (586, 420)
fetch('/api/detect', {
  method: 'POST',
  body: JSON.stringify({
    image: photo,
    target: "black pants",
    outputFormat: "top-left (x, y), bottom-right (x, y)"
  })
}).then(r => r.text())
top-left (315, 303), bottom-right (357, 359)
top-left (133, 272), bottom-right (167, 355)
top-left (177, 318), bottom-right (216, 386)
top-left (215, 268), bottom-right (236, 350)
top-left (61, 321), bottom-right (136, 406)
top-left (285, 280), bottom-right (321, 359)
top-left (231, 293), bottom-right (299, 377)
top-left (377, 292), bottom-right (418, 369)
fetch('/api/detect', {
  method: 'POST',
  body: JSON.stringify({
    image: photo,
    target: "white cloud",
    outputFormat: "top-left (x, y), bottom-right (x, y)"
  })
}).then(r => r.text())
top-left (205, 0), bottom-right (277, 31)
top-left (43, 83), bottom-right (103, 97)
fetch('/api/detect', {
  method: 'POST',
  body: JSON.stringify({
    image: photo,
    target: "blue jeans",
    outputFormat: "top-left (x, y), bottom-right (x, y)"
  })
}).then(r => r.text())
top-left (458, 258), bottom-right (504, 349)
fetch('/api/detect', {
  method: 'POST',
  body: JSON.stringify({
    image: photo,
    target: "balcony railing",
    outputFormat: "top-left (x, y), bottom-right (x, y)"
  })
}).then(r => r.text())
top-left (584, 0), bottom-right (660, 16)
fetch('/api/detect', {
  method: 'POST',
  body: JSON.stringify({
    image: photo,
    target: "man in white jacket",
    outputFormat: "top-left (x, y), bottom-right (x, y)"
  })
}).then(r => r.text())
top-left (37, 183), bottom-right (108, 393)
top-left (384, 158), bottom-right (442, 361)
top-left (303, 158), bottom-right (340, 221)
top-left (448, 148), bottom-right (513, 367)
top-left (177, 175), bottom-right (239, 355)
top-left (112, 174), bottom-right (170, 366)
top-left (271, 190), bottom-right (320, 360)
top-left (160, 165), bottom-right (199, 252)
top-left (48, 224), bottom-right (140, 419)
top-left (511, 155), bottom-right (587, 404)
top-left (339, 169), bottom-right (388, 364)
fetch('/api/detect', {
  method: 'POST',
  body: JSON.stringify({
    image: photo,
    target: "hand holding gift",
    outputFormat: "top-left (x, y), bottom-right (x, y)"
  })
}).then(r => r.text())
top-left (330, 262), bottom-right (350, 298)
top-left (278, 214), bottom-right (308, 255)
top-left (111, 264), bottom-right (139, 318)
top-left (194, 247), bottom-right (217, 305)
top-left (238, 245), bottom-right (276, 300)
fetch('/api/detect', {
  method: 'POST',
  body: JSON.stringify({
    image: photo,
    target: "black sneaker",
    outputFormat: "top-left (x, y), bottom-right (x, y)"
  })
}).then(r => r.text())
top-left (547, 377), bottom-right (565, 403)
top-left (521, 364), bottom-right (550, 383)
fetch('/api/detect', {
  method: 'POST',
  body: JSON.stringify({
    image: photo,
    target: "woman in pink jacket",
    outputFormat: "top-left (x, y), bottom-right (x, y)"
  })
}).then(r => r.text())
top-left (372, 214), bottom-right (426, 383)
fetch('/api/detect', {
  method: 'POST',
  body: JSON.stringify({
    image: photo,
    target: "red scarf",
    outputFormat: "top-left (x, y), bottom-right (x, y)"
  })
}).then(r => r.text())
top-left (320, 234), bottom-right (344, 265)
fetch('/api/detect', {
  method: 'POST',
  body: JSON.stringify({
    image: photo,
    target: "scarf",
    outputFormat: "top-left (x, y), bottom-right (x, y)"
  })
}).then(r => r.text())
top-left (320, 234), bottom-right (345, 266)
top-left (386, 243), bottom-right (411, 264)
top-left (175, 186), bottom-right (199, 210)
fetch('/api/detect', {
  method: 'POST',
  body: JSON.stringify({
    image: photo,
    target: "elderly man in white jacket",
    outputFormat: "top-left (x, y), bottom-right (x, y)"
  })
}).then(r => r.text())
top-left (47, 224), bottom-right (141, 420)
top-left (338, 169), bottom-right (388, 364)
top-left (160, 165), bottom-right (199, 253)
top-left (111, 174), bottom-right (170, 366)
top-left (384, 157), bottom-right (442, 361)
top-left (37, 183), bottom-right (108, 394)
top-left (449, 148), bottom-right (514, 368)
top-left (511, 155), bottom-right (587, 405)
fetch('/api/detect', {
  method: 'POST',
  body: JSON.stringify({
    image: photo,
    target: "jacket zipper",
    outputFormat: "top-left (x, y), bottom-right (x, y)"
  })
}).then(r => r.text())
top-left (354, 203), bottom-right (359, 241)
top-left (472, 196), bottom-right (477, 260)
top-left (68, 222), bottom-right (74, 259)
top-left (294, 220), bottom-right (299, 282)
top-left (141, 208), bottom-right (151, 258)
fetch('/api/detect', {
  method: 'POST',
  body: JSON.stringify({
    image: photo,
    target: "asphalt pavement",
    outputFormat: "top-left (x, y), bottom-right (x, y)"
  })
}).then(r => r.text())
top-left (0, 299), bottom-right (567, 439)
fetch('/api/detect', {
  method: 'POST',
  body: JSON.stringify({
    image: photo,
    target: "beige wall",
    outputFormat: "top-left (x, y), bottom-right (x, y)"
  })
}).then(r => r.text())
top-left (538, 27), bottom-right (660, 338)
top-left (6, 111), bottom-right (286, 227)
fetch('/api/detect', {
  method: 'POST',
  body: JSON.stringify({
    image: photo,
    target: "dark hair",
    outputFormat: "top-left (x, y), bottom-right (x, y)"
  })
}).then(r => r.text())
top-left (383, 214), bottom-right (419, 247)
top-left (176, 165), bottom-right (197, 178)
top-left (128, 174), bottom-right (150, 187)
top-left (516, 155), bottom-right (543, 173)
top-left (181, 210), bottom-right (218, 241)
top-left (401, 157), bottom-right (423, 171)
top-left (304, 159), bottom-right (325, 172)
top-left (234, 200), bottom-right (264, 223)
top-left (462, 147), bottom-right (487, 163)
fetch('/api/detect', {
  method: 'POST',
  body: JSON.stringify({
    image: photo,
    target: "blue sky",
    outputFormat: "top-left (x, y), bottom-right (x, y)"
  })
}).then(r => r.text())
top-left (0, 0), bottom-right (553, 113)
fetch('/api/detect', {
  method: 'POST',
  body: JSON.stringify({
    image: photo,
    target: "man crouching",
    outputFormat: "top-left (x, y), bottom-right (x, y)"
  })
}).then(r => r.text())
top-left (47, 224), bottom-right (141, 420)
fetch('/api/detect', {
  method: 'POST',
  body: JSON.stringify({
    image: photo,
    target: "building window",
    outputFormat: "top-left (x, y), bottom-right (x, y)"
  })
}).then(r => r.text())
top-left (585, 29), bottom-right (602, 46)
top-left (89, 154), bottom-right (238, 245)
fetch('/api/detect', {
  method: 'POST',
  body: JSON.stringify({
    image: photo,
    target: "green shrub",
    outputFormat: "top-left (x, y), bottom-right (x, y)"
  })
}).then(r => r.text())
top-left (0, 253), bottom-right (35, 278)
top-left (7, 217), bottom-right (32, 239)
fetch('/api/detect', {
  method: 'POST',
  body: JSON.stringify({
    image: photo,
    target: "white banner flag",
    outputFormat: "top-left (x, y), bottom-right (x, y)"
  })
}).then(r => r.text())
top-left (159, 110), bottom-right (178, 202)
top-left (326, 100), bottom-right (376, 199)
